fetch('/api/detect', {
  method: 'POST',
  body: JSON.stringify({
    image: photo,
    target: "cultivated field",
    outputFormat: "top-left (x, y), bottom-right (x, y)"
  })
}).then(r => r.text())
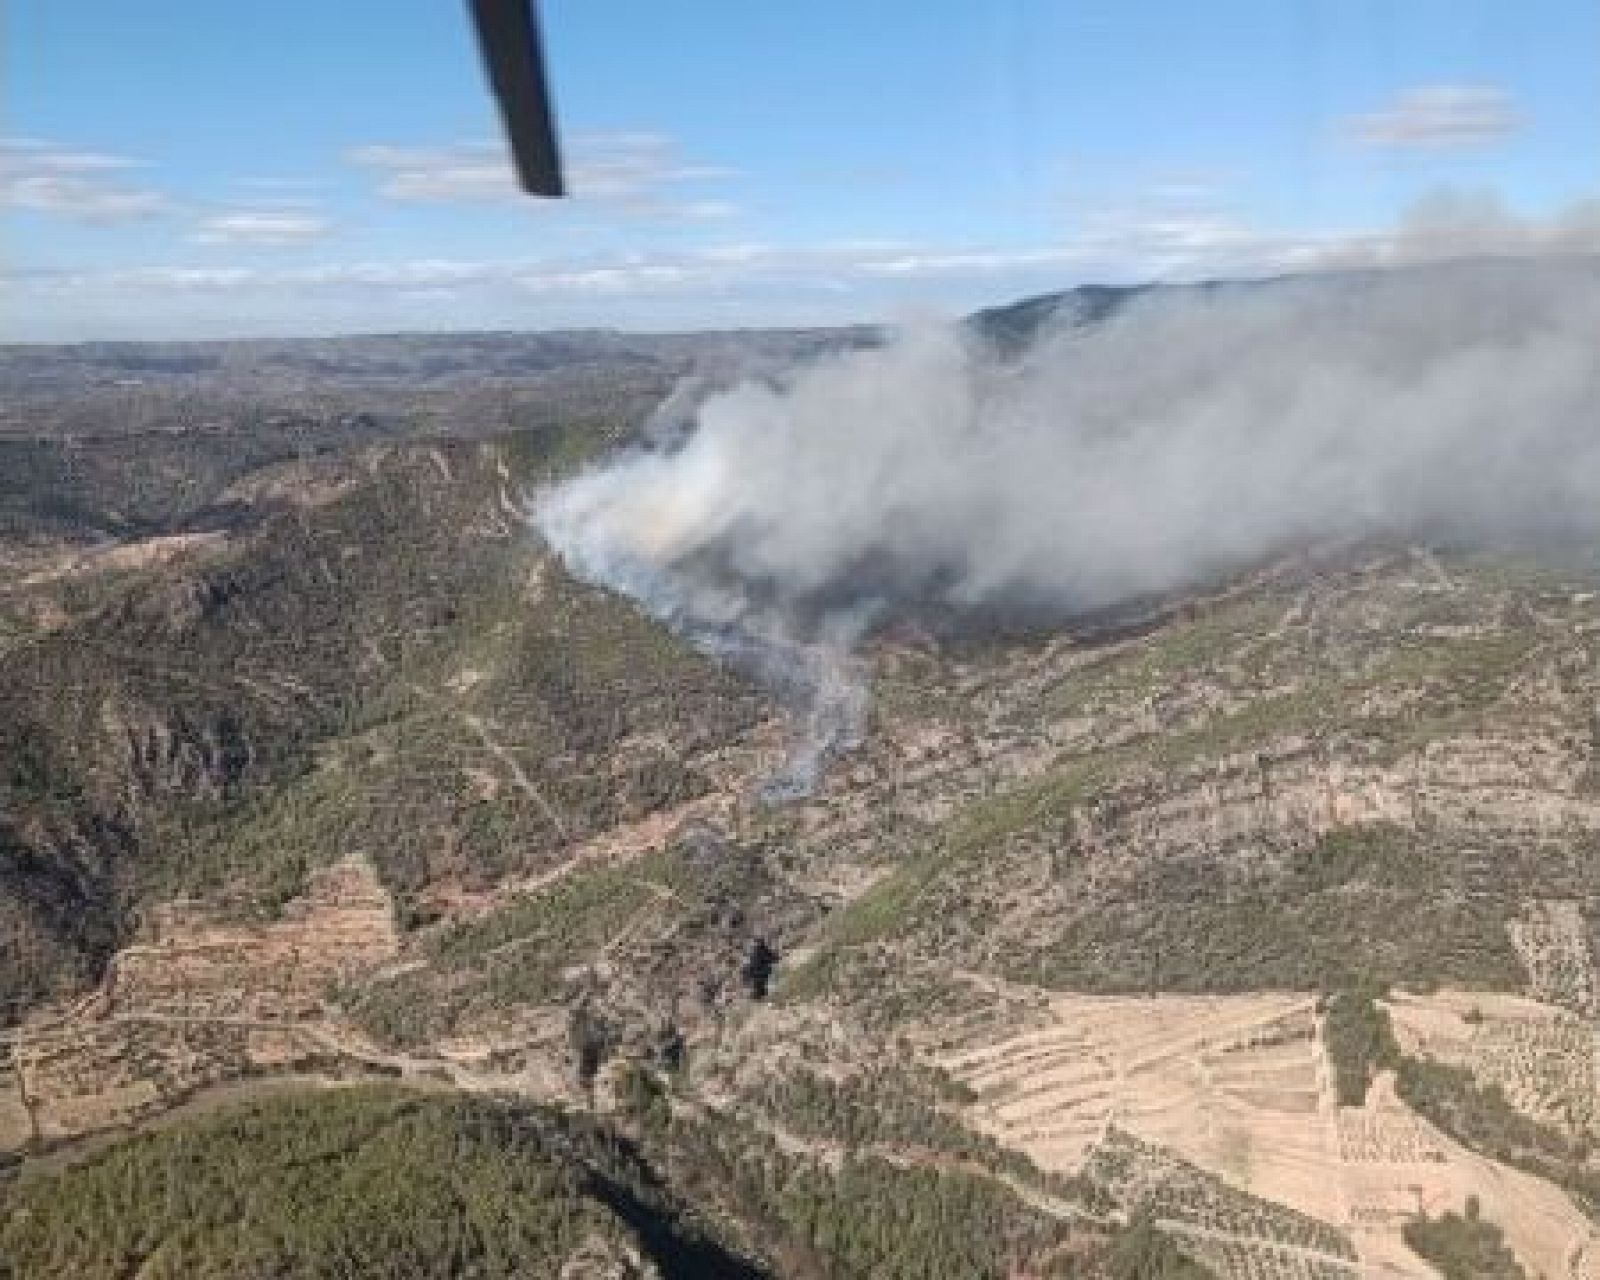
top-left (941, 988), bottom-right (1600, 1278)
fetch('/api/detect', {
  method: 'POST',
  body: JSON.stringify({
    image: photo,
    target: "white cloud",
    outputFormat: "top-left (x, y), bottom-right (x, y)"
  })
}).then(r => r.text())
top-left (347, 130), bottom-right (739, 220)
top-left (11, 242), bottom-right (1077, 300)
top-left (1344, 84), bottom-right (1523, 149)
top-left (347, 141), bottom-right (513, 202)
top-left (1, 137), bottom-right (169, 221)
top-left (1062, 185), bottom-right (1600, 280)
top-left (1295, 190), bottom-right (1600, 271)
top-left (193, 208), bottom-right (332, 246)
top-left (15, 196), bottom-right (1597, 305)
top-left (565, 131), bottom-right (734, 213)
top-left (675, 199), bottom-right (741, 222)
top-left (9, 190), bottom-right (1596, 340)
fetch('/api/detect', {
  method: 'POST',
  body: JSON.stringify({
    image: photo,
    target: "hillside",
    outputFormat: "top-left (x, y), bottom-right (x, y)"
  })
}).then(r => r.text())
top-left (1, 1086), bottom-right (763, 1280)
top-left (4, 288), bottom-right (1600, 1278)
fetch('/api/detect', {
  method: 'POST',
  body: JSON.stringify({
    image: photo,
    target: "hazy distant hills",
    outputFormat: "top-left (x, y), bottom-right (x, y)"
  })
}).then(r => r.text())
top-left (0, 327), bottom-right (873, 436)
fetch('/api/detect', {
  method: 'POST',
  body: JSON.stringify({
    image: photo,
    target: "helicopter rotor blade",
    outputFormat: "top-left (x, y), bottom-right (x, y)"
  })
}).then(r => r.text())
top-left (467, 0), bottom-right (565, 198)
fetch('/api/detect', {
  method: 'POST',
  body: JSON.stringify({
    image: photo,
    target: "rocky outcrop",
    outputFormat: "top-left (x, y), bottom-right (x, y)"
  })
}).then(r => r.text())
top-left (1074, 730), bottom-right (1600, 868)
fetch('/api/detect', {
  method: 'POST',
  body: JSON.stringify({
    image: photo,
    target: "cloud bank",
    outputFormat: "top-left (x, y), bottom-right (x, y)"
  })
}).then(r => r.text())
top-left (15, 185), bottom-right (1598, 341)
top-left (1, 138), bottom-right (168, 222)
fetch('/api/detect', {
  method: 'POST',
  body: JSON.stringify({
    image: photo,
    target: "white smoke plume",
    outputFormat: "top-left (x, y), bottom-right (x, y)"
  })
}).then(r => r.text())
top-left (534, 256), bottom-right (1600, 789)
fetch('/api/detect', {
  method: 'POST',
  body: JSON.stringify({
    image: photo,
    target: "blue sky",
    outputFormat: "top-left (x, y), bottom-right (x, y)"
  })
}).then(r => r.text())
top-left (5, 0), bottom-right (1598, 340)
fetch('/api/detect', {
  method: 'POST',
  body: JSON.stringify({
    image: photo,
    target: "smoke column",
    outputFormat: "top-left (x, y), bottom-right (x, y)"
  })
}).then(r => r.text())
top-left (533, 257), bottom-right (1600, 788)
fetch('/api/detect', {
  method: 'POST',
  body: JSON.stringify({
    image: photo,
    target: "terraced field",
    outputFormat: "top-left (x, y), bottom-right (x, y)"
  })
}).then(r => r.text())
top-left (937, 986), bottom-right (1600, 1277)
top-left (1390, 989), bottom-right (1600, 1138)
top-left (1, 857), bottom-right (402, 1144)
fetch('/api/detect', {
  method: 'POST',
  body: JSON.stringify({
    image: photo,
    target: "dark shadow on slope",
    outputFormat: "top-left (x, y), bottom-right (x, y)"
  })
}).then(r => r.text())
top-left (583, 1164), bottom-right (772, 1280)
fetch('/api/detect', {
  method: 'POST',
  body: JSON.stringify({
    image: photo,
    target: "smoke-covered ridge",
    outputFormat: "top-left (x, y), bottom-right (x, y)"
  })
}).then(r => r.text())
top-left (534, 258), bottom-right (1600, 788)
